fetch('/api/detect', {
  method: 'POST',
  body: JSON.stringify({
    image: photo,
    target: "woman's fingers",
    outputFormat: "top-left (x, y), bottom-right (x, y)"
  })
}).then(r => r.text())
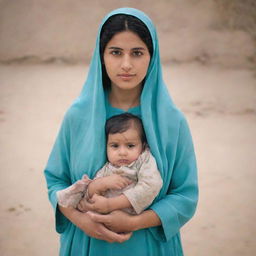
top-left (77, 202), bottom-right (84, 212)
top-left (86, 210), bottom-right (134, 233)
top-left (85, 211), bottom-right (132, 243)
top-left (101, 225), bottom-right (132, 243)
top-left (87, 211), bottom-right (109, 224)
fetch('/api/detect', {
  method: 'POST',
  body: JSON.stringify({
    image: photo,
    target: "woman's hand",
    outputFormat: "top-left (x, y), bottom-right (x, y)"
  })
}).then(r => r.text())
top-left (86, 210), bottom-right (137, 233)
top-left (58, 205), bottom-right (132, 243)
top-left (87, 209), bottom-right (162, 233)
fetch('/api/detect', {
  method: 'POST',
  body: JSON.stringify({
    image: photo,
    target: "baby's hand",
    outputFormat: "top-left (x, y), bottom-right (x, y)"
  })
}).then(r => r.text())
top-left (87, 174), bottom-right (133, 198)
top-left (78, 194), bottom-right (111, 214)
top-left (89, 194), bottom-right (111, 213)
top-left (77, 197), bottom-right (90, 212)
top-left (102, 174), bottom-right (133, 191)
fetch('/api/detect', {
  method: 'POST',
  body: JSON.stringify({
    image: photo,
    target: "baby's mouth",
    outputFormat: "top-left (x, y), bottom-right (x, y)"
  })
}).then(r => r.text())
top-left (117, 159), bottom-right (130, 165)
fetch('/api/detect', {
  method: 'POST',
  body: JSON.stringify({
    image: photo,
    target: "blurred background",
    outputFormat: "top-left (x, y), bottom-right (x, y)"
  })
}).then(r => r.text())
top-left (1, 0), bottom-right (255, 67)
top-left (0, 0), bottom-right (255, 255)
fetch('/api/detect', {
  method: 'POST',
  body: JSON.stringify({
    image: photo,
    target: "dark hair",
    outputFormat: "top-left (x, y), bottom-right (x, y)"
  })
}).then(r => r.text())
top-left (105, 113), bottom-right (147, 146)
top-left (100, 14), bottom-right (153, 89)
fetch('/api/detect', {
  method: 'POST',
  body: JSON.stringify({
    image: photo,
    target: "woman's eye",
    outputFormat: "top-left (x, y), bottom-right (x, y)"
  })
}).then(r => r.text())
top-left (132, 51), bottom-right (143, 57)
top-left (110, 50), bottom-right (121, 56)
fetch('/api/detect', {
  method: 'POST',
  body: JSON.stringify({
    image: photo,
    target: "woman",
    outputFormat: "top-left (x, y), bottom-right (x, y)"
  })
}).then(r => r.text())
top-left (44, 7), bottom-right (198, 256)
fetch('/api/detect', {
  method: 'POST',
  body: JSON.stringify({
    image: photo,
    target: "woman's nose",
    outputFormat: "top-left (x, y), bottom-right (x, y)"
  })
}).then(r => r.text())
top-left (121, 55), bottom-right (132, 72)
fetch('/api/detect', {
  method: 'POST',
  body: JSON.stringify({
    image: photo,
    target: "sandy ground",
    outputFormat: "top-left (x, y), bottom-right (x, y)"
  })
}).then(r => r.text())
top-left (0, 63), bottom-right (255, 256)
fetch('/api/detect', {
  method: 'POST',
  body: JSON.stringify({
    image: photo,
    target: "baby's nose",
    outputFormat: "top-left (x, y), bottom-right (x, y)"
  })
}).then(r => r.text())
top-left (118, 147), bottom-right (128, 155)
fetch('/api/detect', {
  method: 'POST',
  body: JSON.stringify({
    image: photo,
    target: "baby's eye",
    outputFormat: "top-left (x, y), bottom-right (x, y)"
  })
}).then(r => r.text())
top-left (132, 51), bottom-right (143, 57)
top-left (110, 144), bottom-right (119, 148)
top-left (127, 144), bottom-right (135, 148)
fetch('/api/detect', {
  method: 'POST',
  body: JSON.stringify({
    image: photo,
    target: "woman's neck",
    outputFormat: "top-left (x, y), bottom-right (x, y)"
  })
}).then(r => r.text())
top-left (109, 87), bottom-right (141, 111)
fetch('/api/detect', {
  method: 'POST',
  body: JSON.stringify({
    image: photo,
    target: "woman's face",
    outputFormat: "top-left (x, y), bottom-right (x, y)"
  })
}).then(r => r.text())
top-left (103, 31), bottom-right (151, 92)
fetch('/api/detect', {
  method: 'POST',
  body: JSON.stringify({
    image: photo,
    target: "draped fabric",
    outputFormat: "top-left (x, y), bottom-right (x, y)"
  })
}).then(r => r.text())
top-left (44, 7), bottom-right (198, 256)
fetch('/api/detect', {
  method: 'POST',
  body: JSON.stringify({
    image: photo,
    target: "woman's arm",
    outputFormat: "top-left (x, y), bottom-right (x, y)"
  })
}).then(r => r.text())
top-left (148, 117), bottom-right (198, 242)
top-left (86, 209), bottom-right (161, 233)
top-left (58, 205), bottom-right (132, 243)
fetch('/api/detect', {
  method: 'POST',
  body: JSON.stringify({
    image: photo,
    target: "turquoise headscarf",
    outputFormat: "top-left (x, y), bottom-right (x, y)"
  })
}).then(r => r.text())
top-left (44, 7), bottom-right (198, 256)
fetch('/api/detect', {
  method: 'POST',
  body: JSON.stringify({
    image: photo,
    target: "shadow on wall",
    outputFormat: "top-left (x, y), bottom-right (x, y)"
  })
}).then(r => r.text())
top-left (0, 0), bottom-right (255, 68)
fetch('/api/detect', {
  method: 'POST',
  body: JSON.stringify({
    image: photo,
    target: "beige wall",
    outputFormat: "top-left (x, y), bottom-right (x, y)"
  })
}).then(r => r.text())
top-left (0, 0), bottom-right (255, 68)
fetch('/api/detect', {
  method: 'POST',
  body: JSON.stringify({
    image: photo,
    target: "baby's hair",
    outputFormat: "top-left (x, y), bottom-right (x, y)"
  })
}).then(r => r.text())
top-left (105, 113), bottom-right (147, 145)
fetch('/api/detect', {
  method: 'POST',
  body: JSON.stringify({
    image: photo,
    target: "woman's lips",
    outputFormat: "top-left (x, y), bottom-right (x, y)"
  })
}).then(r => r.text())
top-left (118, 74), bottom-right (135, 81)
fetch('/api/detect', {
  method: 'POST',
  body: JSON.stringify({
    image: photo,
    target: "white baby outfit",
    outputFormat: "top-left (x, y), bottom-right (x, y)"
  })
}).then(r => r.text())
top-left (57, 149), bottom-right (163, 214)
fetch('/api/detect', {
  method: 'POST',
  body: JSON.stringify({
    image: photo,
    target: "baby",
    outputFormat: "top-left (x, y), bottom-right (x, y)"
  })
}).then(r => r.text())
top-left (57, 113), bottom-right (163, 215)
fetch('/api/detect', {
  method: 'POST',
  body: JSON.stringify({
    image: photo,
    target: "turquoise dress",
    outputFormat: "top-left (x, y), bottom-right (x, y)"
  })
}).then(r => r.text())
top-left (44, 8), bottom-right (198, 256)
top-left (105, 97), bottom-right (141, 119)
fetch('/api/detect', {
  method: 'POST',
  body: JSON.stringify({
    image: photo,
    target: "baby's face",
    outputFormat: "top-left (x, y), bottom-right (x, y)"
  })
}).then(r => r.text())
top-left (107, 127), bottom-right (143, 167)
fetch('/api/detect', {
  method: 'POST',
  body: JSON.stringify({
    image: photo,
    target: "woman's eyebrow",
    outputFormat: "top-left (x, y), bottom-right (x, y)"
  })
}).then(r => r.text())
top-left (107, 46), bottom-right (147, 51)
top-left (108, 46), bottom-right (123, 50)
top-left (132, 47), bottom-right (147, 51)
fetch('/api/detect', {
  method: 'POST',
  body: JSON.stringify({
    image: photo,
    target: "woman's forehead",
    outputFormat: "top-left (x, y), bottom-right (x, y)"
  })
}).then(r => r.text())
top-left (105, 31), bottom-right (149, 49)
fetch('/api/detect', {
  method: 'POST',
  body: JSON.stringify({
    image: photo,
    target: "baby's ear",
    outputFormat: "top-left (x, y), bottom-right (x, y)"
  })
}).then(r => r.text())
top-left (142, 142), bottom-right (147, 151)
